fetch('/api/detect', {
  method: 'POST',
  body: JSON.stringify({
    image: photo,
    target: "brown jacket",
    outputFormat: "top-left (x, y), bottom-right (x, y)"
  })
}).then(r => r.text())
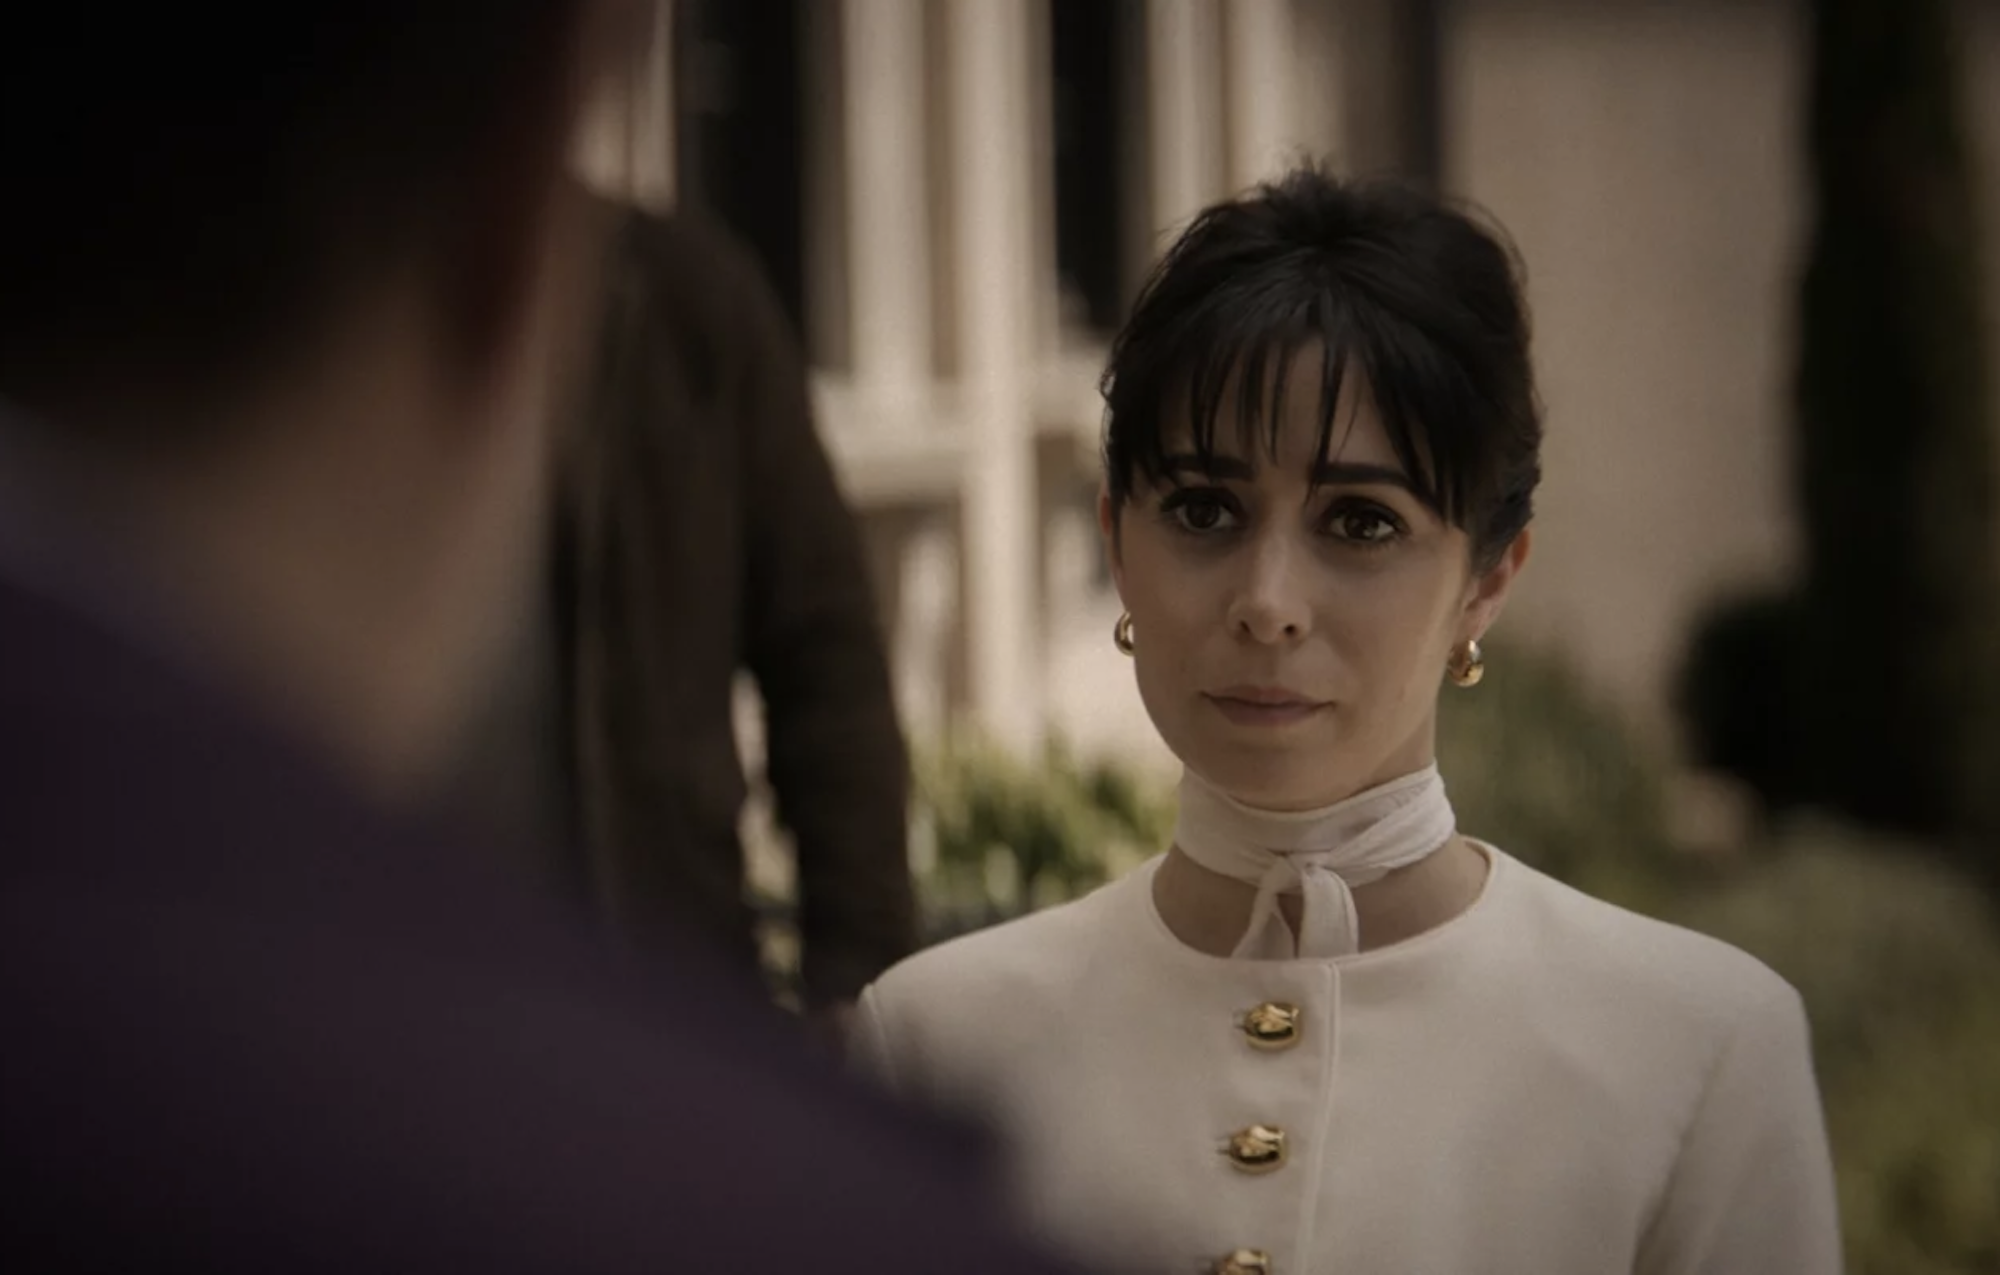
top-left (558, 204), bottom-right (914, 1006)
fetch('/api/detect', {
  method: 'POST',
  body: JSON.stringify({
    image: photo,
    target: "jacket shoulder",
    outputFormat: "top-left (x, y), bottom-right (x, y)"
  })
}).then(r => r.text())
top-left (856, 874), bottom-right (1142, 1095)
top-left (1498, 852), bottom-right (1802, 1032)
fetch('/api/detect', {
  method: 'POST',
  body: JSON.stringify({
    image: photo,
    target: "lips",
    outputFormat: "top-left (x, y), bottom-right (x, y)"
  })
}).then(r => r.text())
top-left (1203, 686), bottom-right (1331, 728)
top-left (1208, 685), bottom-right (1326, 708)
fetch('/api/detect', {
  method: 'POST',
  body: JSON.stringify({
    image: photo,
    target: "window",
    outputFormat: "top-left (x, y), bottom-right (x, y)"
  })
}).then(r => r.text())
top-left (1049, 0), bottom-right (1131, 336)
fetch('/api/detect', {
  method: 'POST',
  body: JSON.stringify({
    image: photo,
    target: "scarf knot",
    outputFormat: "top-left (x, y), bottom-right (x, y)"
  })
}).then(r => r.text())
top-left (1173, 765), bottom-right (1457, 959)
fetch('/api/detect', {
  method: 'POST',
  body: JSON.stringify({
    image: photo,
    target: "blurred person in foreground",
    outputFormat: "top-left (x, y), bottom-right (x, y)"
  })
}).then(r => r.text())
top-left (449, 193), bottom-right (913, 1048)
top-left (855, 169), bottom-right (1843, 1274)
top-left (0, 5), bottom-right (1081, 1272)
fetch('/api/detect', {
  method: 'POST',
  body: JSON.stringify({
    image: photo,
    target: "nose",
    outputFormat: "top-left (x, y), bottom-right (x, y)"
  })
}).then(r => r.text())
top-left (1226, 531), bottom-right (1313, 646)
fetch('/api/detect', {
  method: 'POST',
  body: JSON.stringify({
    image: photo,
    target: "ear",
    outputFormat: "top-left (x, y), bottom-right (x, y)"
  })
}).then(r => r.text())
top-left (1097, 482), bottom-right (1127, 598)
top-left (1459, 526), bottom-right (1532, 644)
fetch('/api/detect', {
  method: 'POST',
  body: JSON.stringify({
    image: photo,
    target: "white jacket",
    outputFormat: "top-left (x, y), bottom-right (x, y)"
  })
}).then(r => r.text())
top-left (856, 847), bottom-right (1841, 1275)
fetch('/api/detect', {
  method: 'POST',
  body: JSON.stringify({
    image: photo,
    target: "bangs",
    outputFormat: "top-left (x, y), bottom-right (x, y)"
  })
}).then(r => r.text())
top-left (1099, 169), bottom-right (1541, 569)
top-left (1105, 278), bottom-right (1485, 524)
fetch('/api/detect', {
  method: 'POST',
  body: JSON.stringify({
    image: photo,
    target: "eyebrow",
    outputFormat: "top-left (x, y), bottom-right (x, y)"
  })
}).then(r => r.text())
top-left (1160, 453), bottom-right (1419, 493)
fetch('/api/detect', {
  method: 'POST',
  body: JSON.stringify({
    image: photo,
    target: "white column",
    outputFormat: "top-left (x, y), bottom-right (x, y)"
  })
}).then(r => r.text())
top-left (843, 0), bottom-right (932, 396)
top-left (624, 0), bottom-right (676, 210)
top-left (1146, 0), bottom-right (1225, 243)
top-left (945, 0), bottom-right (1040, 751)
top-left (892, 518), bottom-right (960, 746)
top-left (1223, 0), bottom-right (1298, 191)
top-left (1023, 0), bottom-right (1062, 359)
top-left (569, 0), bottom-right (675, 208)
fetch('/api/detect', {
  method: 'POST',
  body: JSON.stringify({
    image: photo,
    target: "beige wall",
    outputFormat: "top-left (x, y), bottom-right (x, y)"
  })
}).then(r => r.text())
top-left (1447, 0), bottom-right (2000, 746)
top-left (793, 0), bottom-right (2000, 761)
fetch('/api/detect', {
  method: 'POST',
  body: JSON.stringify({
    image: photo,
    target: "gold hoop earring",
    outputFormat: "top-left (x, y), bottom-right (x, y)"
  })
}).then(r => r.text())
top-left (1447, 638), bottom-right (1485, 687)
top-left (1113, 612), bottom-right (1136, 656)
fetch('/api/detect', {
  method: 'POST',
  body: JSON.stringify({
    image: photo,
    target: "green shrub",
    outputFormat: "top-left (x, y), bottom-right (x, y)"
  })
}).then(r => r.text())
top-left (911, 734), bottom-right (1172, 941)
top-left (1437, 639), bottom-right (1686, 914)
top-left (1671, 825), bottom-right (2000, 1273)
top-left (1677, 590), bottom-right (1810, 812)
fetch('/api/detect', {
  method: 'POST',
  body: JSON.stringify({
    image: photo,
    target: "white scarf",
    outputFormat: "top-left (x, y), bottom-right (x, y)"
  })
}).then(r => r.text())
top-left (1172, 764), bottom-right (1458, 959)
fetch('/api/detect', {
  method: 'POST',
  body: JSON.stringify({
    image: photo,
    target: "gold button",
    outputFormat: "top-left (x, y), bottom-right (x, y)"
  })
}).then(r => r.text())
top-left (1241, 1002), bottom-right (1302, 1050)
top-left (1213, 1250), bottom-right (1273, 1275)
top-left (1222, 1124), bottom-right (1287, 1174)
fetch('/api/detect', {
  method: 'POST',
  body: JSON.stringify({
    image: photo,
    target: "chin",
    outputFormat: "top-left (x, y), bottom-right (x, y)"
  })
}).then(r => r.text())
top-left (1179, 737), bottom-right (1355, 812)
top-left (1144, 690), bottom-right (1365, 808)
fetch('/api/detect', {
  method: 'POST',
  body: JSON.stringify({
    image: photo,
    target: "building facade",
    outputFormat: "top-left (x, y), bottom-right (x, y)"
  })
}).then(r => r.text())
top-left (586, 0), bottom-right (2000, 770)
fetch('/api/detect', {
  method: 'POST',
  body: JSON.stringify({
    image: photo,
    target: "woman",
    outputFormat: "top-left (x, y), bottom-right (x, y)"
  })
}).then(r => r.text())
top-left (853, 170), bottom-right (1841, 1275)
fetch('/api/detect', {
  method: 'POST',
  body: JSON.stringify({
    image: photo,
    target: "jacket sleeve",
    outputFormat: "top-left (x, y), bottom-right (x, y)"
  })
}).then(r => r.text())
top-left (713, 225), bottom-right (917, 1006)
top-left (1635, 983), bottom-right (1844, 1274)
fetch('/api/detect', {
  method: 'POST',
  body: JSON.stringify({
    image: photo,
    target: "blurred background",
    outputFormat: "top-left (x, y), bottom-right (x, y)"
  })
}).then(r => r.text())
top-left (583, 2), bottom-right (2000, 1269)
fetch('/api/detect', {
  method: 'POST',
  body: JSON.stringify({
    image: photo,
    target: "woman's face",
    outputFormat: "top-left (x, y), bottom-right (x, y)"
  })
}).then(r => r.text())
top-left (1101, 355), bottom-right (1529, 811)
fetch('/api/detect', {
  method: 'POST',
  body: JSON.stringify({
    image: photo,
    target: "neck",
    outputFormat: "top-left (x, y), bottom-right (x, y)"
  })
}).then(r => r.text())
top-left (124, 455), bottom-right (474, 802)
top-left (1154, 837), bottom-right (1489, 957)
top-left (20, 346), bottom-right (543, 806)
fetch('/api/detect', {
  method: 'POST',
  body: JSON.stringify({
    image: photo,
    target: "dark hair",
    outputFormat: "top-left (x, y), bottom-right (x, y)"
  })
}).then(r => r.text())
top-left (0, 3), bottom-right (597, 428)
top-left (1101, 167), bottom-right (1542, 571)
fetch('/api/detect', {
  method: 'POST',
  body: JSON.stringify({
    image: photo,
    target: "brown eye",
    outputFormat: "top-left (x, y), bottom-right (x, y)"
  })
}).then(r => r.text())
top-left (1161, 489), bottom-right (1239, 535)
top-left (1328, 505), bottom-right (1402, 545)
top-left (1180, 499), bottom-right (1224, 531)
